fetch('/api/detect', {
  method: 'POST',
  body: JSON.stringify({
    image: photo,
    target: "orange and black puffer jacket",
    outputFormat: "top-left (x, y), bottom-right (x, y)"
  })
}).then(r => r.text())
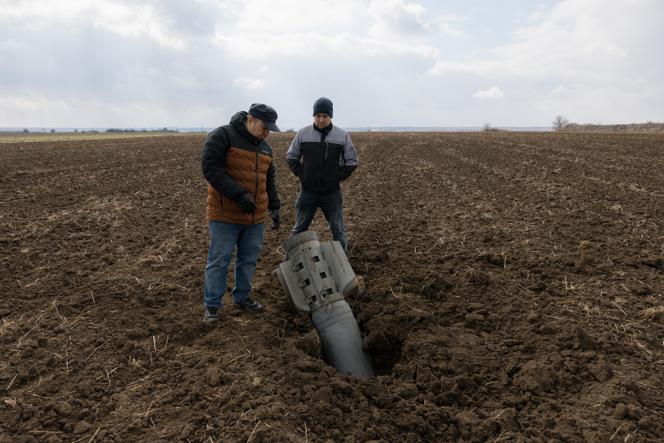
top-left (201, 111), bottom-right (280, 224)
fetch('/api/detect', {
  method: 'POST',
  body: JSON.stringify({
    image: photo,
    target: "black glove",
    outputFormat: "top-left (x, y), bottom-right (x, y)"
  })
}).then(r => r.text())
top-left (269, 209), bottom-right (280, 230)
top-left (338, 165), bottom-right (354, 181)
top-left (287, 159), bottom-right (302, 177)
top-left (236, 193), bottom-right (256, 214)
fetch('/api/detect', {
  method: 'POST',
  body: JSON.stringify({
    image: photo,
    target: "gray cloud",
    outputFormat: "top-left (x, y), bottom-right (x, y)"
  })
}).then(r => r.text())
top-left (0, 0), bottom-right (662, 128)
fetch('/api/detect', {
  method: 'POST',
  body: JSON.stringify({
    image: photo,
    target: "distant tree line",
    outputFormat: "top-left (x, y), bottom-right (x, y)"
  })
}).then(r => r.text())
top-left (552, 116), bottom-right (664, 133)
top-left (481, 123), bottom-right (507, 132)
top-left (105, 127), bottom-right (178, 133)
top-left (7, 128), bottom-right (180, 134)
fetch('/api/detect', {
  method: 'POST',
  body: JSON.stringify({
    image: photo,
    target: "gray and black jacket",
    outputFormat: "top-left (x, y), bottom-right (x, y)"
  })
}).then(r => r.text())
top-left (286, 124), bottom-right (358, 192)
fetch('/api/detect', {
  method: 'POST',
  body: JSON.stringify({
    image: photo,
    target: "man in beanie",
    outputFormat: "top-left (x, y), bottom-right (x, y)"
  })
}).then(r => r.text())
top-left (286, 97), bottom-right (358, 252)
top-left (201, 103), bottom-right (281, 325)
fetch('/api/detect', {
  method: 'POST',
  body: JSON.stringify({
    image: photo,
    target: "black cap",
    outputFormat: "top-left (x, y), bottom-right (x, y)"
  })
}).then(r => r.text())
top-left (313, 97), bottom-right (333, 118)
top-left (248, 103), bottom-right (280, 132)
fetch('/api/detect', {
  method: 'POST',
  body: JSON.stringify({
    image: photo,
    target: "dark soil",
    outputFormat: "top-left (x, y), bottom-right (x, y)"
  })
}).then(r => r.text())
top-left (1, 132), bottom-right (663, 442)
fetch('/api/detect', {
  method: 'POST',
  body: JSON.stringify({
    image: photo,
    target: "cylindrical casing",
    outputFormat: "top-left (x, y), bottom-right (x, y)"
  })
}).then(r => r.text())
top-left (312, 300), bottom-right (374, 378)
top-left (319, 241), bottom-right (364, 297)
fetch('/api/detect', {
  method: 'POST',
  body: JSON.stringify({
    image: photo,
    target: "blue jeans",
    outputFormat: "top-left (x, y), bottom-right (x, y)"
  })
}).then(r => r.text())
top-left (204, 221), bottom-right (265, 309)
top-left (291, 188), bottom-right (347, 251)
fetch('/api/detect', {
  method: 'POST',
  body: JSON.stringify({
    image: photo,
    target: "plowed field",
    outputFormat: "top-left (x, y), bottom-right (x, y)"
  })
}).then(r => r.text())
top-left (1, 132), bottom-right (663, 442)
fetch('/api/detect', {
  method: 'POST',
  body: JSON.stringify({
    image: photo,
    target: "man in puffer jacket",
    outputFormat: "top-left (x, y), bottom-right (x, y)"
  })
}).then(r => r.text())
top-left (286, 97), bottom-right (358, 252)
top-left (201, 103), bottom-right (281, 325)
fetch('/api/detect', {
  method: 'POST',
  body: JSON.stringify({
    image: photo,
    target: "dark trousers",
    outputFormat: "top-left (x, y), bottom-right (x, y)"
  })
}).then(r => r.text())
top-left (291, 188), bottom-right (347, 252)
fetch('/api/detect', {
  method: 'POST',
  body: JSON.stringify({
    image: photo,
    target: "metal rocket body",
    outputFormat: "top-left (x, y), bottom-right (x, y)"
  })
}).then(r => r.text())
top-left (275, 231), bottom-right (374, 377)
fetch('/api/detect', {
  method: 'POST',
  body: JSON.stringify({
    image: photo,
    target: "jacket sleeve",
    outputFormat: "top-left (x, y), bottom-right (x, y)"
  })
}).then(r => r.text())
top-left (201, 127), bottom-right (246, 201)
top-left (286, 132), bottom-right (303, 177)
top-left (339, 133), bottom-right (358, 180)
top-left (266, 161), bottom-right (280, 210)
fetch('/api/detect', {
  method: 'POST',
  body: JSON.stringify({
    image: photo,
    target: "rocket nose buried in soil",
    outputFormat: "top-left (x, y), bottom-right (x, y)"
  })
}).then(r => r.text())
top-left (274, 231), bottom-right (373, 378)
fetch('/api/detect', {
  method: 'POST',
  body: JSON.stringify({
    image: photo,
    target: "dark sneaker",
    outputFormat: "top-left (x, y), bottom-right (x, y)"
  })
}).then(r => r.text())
top-left (233, 297), bottom-right (264, 313)
top-left (203, 306), bottom-right (219, 325)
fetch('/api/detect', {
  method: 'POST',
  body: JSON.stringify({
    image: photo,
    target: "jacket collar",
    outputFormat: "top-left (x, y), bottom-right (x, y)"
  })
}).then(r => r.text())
top-left (230, 111), bottom-right (261, 145)
top-left (313, 122), bottom-right (333, 136)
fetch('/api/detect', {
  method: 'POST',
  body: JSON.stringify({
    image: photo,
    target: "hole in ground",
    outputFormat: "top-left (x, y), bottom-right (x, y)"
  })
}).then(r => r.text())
top-left (364, 332), bottom-right (404, 375)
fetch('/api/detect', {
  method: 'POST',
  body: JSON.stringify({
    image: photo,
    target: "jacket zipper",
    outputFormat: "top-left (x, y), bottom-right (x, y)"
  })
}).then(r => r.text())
top-left (253, 149), bottom-right (259, 224)
top-left (317, 133), bottom-right (327, 189)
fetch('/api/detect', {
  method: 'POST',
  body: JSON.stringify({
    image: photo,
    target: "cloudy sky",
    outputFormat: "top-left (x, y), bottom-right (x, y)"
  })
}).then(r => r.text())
top-left (1, 0), bottom-right (662, 129)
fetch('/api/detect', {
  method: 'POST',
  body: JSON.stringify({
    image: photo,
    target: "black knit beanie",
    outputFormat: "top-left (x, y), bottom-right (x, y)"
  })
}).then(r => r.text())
top-left (313, 97), bottom-right (333, 117)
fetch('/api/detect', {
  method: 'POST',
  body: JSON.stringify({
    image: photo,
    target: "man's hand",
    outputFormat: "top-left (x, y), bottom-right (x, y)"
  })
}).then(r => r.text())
top-left (269, 209), bottom-right (280, 230)
top-left (287, 159), bottom-right (302, 177)
top-left (237, 193), bottom-right (256, 213)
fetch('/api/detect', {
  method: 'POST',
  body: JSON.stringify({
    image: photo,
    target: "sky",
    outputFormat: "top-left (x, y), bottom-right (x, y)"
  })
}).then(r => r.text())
top-left (1, 0), bottom-right (663, 129)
